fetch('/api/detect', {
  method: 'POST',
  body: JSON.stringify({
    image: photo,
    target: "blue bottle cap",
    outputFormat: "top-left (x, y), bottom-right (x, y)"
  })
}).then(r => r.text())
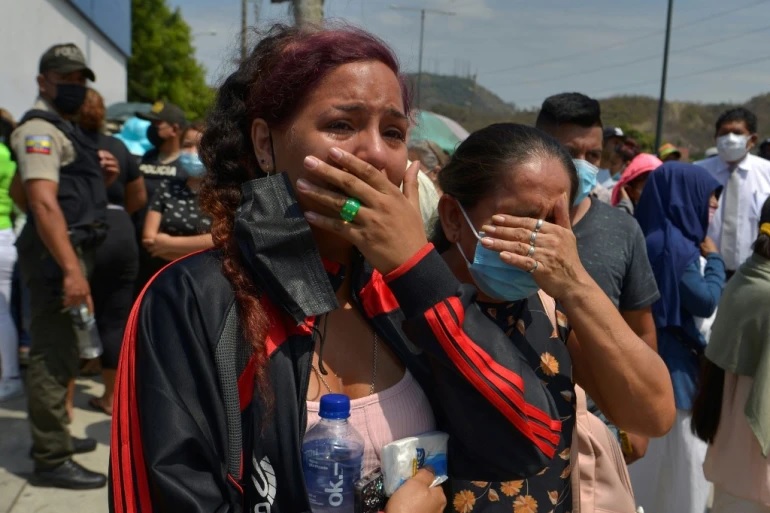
top-left (318, 394), bottom-right (351, 420)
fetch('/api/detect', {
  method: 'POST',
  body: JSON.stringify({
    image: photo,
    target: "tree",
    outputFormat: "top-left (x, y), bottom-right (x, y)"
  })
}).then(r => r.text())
top-left (128, 0), bottom-right (214, 120)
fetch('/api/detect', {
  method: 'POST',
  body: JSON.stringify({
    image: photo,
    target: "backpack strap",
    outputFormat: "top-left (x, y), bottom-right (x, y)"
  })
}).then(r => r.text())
top-left (214, 303), bottom-right (246, 481)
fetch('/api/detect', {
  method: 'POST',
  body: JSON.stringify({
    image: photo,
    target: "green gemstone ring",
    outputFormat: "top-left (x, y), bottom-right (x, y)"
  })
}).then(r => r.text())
top-left (340, 197), bottom-right (361, 223)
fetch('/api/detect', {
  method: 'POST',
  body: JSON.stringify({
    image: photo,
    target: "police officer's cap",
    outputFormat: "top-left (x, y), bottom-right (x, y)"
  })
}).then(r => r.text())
top-left (39, 43), bottom-right (96, 82)
top-left (136, 101), bottom-right (187, 128)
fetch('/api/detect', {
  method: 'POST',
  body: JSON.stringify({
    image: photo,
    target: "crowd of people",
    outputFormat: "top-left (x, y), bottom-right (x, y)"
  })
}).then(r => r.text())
top-left (0, 23), bottom-right (768, 513)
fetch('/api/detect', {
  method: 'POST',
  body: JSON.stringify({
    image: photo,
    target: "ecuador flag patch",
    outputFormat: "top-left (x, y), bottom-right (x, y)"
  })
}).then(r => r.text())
top-left (25, 135), bottom-right (52, 155)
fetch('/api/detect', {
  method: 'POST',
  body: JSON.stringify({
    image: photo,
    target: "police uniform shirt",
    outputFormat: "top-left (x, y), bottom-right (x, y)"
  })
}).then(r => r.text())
top-left (140, 148), bottom-right (184, 203)
top-left (10, 97), bottom-right (75, 183)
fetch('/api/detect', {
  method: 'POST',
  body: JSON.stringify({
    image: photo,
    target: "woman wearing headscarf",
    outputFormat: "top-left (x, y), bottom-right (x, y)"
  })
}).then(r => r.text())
top-left (692, 196), bottom-right (770, 513)
top-left (629, 162), bottom-right (725, 513)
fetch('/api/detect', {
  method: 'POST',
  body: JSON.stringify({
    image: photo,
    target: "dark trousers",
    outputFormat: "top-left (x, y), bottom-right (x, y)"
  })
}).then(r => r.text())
top-left (92, 208), bottom-right (138, 369)
top-left (16, 224), bottom-right (94, 469)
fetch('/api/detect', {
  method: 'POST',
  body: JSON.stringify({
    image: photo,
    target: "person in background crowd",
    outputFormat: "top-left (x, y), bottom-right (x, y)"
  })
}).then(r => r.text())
top-left (630, 162), bottom-right (725, 513)
top-left (136, 101), bottom-right (187, 201)
top-left (612, 153), bottom-right (663, 215)
top-left (429, 122), bottom-right (673, 511)
top-left (134, 101), bottom-right (187, 293)
top-left (693, 196), bottom-right (770, 513)
top-left (112, 23), bottom-right (451, 513)
top-left (10, 43), bottom-right (114, 489)
top-left (658, 143), bottom-right (682, 162)
top-left (78, 88), bottom-right (146, 416)
top-left (759, 138), bottom-right (770, 161)
top-left (597, 125), bottom-right (625, 187)
top-left (536, 93), bottom-right (661, 465)
top-left (408, 139), bottom-right (449, 185)
top-left (406, 139), bottom-right (444, 234)
top-left (141, 122), bottom-right (212, 270)
top-left (695, 107), bottom-right (770, 279)
top-left (0, 113), bottom-right (20, 402)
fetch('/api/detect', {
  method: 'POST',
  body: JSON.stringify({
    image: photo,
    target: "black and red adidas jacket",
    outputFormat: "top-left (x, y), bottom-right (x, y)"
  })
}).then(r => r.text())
top-left (110, 244), bottom-right (562, 513)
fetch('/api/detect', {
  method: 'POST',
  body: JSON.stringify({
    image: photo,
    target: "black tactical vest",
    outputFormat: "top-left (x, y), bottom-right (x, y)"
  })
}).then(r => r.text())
top-left (19, 109), bottom-right (107, 247)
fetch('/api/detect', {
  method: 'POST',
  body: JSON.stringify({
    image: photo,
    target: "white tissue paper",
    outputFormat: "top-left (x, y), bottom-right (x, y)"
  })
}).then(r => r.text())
top-left (381, 431), bottom-right (449, 496)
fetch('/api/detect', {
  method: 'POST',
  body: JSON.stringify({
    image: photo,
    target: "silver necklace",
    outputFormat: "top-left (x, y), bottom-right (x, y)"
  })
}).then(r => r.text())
top-left (312, 332), bottom-right (379, 396)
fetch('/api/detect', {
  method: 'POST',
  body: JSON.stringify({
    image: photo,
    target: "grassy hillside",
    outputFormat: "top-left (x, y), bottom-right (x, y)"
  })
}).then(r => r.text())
top-left (412, 73), bottom-right (770, 158)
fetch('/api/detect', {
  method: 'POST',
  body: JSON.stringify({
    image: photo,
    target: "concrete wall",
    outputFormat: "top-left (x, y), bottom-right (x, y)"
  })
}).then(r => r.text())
top-left (2, 0), bottom-right (128, 121)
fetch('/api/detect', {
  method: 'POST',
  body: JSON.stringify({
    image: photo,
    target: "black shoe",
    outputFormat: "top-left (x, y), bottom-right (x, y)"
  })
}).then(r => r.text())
top-left (28, 436), bottom-right (97, 459)
top-left (72, 436), bottom-right (97, 454)
top-left (32, 459), bottom-right (107, 489)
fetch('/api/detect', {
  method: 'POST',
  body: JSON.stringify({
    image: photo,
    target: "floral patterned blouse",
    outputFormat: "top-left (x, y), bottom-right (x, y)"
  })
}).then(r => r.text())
top-left (448, 295), bottom-right (576, 513)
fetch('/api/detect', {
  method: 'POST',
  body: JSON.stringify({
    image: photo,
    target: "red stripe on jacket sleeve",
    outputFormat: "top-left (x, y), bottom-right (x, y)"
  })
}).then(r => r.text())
top-left (360, 270), bottom-right (400, 318)
top-left (383, 243), bottom-right (434, 282)
top-left (112, 281), bottom-right (153, 513)
top-left (112, 258), bottom-right (193, 513)
top-left (442, 297), bottom-right (562, 433)
top-left (425, 298), bottom-right (561, 457)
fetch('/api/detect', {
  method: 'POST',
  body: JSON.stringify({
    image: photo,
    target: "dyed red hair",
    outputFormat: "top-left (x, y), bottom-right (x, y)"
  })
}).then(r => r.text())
top-left (199, 24), bottom-right (410, 401)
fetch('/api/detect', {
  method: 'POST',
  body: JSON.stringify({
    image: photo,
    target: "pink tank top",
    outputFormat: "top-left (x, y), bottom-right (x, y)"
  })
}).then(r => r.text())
top-left (306, 369), bottom-right (435, 475)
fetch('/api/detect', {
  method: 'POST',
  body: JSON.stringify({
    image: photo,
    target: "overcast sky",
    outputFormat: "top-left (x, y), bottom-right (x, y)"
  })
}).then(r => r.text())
top-left (169, 0), bottom-right (770, 109)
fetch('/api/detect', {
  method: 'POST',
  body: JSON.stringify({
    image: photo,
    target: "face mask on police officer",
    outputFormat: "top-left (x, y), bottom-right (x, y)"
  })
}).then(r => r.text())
top-left (146, 125), bottom-right (166, 148)
top-left (52, 83), bottom-right (88, 116)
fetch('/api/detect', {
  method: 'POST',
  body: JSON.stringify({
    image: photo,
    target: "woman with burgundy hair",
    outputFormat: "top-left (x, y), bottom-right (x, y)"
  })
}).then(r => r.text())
top-left (109, 23), bottom-right (670, 513)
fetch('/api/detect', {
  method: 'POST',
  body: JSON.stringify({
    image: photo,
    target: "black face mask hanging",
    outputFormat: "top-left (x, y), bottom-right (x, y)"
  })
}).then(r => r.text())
top-left (234, 172), bottom-right (338, 324)
top-left (52, 83), bottom-right (87, 115)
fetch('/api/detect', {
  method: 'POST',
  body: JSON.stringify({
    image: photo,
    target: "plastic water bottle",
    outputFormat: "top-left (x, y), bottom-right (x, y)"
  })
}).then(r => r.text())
top-left (302, 394), bottom-right (364, 513)
top-left (69, 303), bottom-right (103, 359)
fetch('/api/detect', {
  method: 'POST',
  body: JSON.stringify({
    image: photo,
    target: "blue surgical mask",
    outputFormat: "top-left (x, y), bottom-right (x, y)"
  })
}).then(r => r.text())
top-left (456, 204), bottom-right (540, 302)
top-left (572, 159), bottom-right (598, 206)
top-left (179, 152), bottom-right (206, 177)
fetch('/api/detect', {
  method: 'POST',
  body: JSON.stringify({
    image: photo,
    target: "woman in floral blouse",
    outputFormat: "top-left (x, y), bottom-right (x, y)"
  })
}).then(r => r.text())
top-left (429, 123), bottom-right (675, 512)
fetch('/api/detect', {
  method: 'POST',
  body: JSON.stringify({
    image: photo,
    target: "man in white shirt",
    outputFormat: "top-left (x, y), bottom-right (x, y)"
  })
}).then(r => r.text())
top-left (695, 107), bottom-right (770, 277)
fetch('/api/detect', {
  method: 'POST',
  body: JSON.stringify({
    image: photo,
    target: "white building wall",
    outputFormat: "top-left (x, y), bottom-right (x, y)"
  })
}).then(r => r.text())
top-left (2, 0), bottom-right (127, 120)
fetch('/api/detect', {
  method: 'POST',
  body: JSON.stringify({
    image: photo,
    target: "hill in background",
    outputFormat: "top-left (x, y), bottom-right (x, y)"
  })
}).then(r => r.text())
top-left (413, 73), bottom-right (770, 158)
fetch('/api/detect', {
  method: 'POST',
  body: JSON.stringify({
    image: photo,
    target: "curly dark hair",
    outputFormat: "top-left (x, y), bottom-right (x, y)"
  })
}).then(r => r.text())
top-left (198, 23), bottom-right (410, 397)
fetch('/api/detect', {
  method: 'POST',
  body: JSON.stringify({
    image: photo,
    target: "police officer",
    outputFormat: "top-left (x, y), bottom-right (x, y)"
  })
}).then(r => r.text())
top-left (134, 101), bottom-right (186, 293)
top-left (10, 43), bottom-right (114, 489)
top-left (136, 100), bottom-right (187, 202)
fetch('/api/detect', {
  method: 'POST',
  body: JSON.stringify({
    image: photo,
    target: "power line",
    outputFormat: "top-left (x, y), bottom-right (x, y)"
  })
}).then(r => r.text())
top-left (592, 52), bottom-right (770, 97)
top-left (509, 50), bottom-right (770, 108)
top-left (483, 24), bottom-right (770, 88)
top-left (481, 0), bottom-right (770, 76)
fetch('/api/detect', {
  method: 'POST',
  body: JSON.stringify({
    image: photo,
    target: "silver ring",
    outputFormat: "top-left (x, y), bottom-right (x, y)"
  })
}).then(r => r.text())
top-left (527, 244), bottom-right (535, 257)
top-left (529, 230), bottom-right (538, 245)
top-left (534, 219), bottom-right (544, 232)
top-left (528, 260), bottom-right (539, 273)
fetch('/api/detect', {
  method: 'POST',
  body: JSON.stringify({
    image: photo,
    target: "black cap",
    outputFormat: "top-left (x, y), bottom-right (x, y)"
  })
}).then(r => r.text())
top-left (136, 101), bottom-right (187, 127)
top-left (39, 43), bottom-right (96, 82)
top-left (603, 126), bottom-right (624, 140)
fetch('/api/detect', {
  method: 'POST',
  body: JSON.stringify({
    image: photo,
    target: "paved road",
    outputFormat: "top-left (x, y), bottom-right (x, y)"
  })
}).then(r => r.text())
top-left (0, 377), bottom-right (109, 513)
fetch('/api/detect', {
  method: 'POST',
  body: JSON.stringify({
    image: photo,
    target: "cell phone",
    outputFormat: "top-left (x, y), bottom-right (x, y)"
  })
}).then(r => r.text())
top-left (354, 468), bottom-right (385, 513)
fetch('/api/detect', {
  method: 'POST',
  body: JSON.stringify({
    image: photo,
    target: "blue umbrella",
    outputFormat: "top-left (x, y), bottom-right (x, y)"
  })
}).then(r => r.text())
top-left (410, 111), bottom-right (469, 155)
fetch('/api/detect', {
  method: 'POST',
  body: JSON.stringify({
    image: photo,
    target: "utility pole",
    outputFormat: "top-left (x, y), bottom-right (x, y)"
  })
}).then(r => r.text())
top-left (655, 0), bottom-right (674, 151)
top-left (292, 0), bottom-right (324, 25)
top-left (241, 0), bottom-right (248, 62)
top-left (390, 5), bottom-right (455, 110)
